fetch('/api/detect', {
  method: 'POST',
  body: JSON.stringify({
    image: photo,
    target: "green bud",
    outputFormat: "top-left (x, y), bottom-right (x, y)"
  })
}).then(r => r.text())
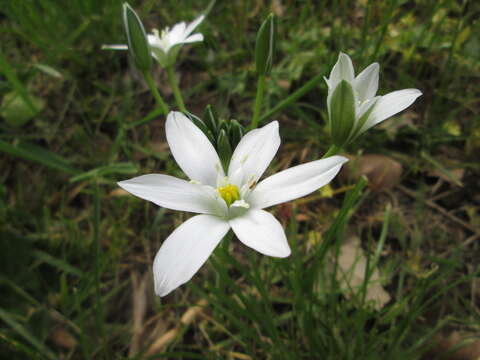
top-left (203, 104), bottom-right (219, 135)
top-left (217, 129), bottom-right (233, 171)
top-left (329, 80), bottom-right (356, 147)
top-left (122, 3), bottom-right (152, 72)
top-left (228, 119), bottom-right (244, 148)
top-left (185, 112), bottom-right (215, 145)
top-left (218, 120), bottom-right (230, 134)
top-left (255, 14), bottom-right (276, 75)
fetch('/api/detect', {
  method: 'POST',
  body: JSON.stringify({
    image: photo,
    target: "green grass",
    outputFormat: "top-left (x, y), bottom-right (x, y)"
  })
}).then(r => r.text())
top-left (1, 0), bottom-right (479, 359)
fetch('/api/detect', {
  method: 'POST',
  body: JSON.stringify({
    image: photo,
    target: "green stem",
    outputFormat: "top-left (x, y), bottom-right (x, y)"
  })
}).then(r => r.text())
top-left (260, 72), bottom-right (324, 123)
top-left (322, 144), bottom-right (341, 158)
top-left (93, 181), bottom-right (104, 352)
top-left (143, 71), bottom-right (169, 114)
top-left (251, 74), bottom-right (266, 129)
top-left (166, 65), bottom-right (186, 112)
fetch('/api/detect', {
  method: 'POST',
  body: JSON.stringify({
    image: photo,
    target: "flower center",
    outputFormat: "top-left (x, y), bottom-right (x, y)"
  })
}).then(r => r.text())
top-left (218, 184), bottom-right (240, 206)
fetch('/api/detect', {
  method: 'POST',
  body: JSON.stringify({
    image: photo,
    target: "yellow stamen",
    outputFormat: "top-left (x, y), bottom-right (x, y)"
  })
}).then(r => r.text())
top-left (218, 184), bottom-right (240, 206)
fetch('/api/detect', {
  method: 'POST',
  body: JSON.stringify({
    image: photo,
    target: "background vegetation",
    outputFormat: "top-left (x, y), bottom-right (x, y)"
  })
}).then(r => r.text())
top-left (0, 0), bottom-right (479, 359)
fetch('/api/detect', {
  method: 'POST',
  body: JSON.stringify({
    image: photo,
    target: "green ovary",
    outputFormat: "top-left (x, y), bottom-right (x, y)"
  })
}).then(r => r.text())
top-left (218, 184), bottom-right (240, 206)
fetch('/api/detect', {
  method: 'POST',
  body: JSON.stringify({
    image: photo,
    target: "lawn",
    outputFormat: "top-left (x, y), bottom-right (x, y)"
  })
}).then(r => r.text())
top-left (1, 0), bottom-right (479, 359)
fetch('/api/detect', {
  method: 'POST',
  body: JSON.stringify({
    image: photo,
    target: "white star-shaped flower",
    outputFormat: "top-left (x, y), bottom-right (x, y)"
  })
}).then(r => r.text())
top-left (325, 52), bottom-right (422, 144)
top-left (119, 112), bottom-right (348, 296)
top-left (104, 15), bottom-right (204, 66)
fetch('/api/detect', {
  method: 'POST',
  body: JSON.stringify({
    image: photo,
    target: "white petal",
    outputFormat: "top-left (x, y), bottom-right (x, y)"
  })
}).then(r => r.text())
top-left (228, 121), bottom-right (280, 188)
top-left (360, 89), bottom-right (422, 133)
top-left (185, 15), bottom-right (205, 37)
top-left (180, 33), bottom-right (204, 44)
top-left (102, 44), bottom-right (128, 50)
top-left (354, 62), bottom-right (379, 102)
top-left (356, 96), bottom-right (380, 121)
top-left (328, 52), bottom-right (355, 90)
top-left (166, 111), bottom-right (224, 187)
top-left (249, 156), bottom-right (348, 209)
top-left (230, 209), bottom-right (290, 257)
top-left (168, 21), bottom-right (187, 43)
top-left (118, 174), bottom-right (227, 216)
top-left (153, 215), bottom-right (230, 296)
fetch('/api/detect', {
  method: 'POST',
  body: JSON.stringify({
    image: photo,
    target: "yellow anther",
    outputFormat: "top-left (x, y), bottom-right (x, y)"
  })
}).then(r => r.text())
top-left (218, 184), bottom-right (240, 206)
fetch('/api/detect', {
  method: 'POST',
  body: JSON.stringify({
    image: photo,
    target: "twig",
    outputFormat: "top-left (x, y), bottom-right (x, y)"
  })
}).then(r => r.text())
top-left (398, 185), bottom-right (479, 235)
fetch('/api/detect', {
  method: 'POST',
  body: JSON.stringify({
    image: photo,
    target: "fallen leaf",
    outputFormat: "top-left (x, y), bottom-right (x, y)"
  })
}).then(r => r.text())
top-left (109, 188), bottom-right (129, 197)
top-left (378, 111), bottom-right (417, 140)
top-left (50, 327), bottom-right (77, 349)
top-left (341, 154), bottom-right (403, 192)
top-left (428, 168), bottom-right (465, 187)
top-left (426, 331), bottom-right (480, 360)
top-left (334, 236), bottom-right (391, 310)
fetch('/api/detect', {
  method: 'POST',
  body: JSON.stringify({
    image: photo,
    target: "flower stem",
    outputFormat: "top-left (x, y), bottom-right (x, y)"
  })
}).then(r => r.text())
top-left (251, 74), bottom-right (266, 129)
top-left (92, 181), bottom-right (104, 350)
top-left (322, 144), bottom-right (341, 158)
top-left (260, 72), bottom-right (324, 123)
top-left (166, 65), bottom-right (187, 112)
top-left (143, 71), bottom-right (169, 114)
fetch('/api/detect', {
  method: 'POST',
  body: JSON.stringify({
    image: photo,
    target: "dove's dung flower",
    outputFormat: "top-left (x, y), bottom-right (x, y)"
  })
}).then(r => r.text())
top-left (119, 112), bottom-right (348, 296)
top-left (104, 3), bottom-right (204, 67)
top-left (325, 52), bottom-right (422, 147)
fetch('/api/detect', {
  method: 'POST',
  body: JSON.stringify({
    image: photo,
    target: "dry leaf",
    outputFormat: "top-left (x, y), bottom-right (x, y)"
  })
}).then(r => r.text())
top-left (271, 0), bottom-right (285, 16)
top-left (426, 331), bottom-right (480, 360)
top-left (146, 298), bottom-right (208, 355)
top-left (129, 271), bottom-right (149, 356)
top-left (428, 168), bottom-right (465, 186)
top-left (50, 327), bottom-right (77, 349)
top-left (378, 111), bottom-right (417, 139)
top-left (109, 188), bottom-right (129, 197)
top-left (334, 236), bottom-right (391, 310)
top-left (341, 154), bottom-right (403, 192)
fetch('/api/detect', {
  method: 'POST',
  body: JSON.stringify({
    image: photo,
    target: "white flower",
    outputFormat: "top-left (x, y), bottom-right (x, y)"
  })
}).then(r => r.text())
top-left (104, 15), bottom-right (205, 66)
top-left (118, 111), bottom-right (348, 296)
top-left (325, 52), bottom-right (422, 144)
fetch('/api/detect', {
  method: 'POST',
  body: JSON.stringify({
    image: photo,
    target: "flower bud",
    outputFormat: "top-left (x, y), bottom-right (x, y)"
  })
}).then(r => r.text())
top-left (185, 112), bottom-right (215, 145)
top-left (228, 119), bottom-right (244, 148)
top-left (255, 14), bottom-right (276, 76)
top-left (217, 129), bottom-right (233, 171)
top-left (203, 104), bottom-right (219, 135)
top-left (122, 3), bottom-right (152, 73)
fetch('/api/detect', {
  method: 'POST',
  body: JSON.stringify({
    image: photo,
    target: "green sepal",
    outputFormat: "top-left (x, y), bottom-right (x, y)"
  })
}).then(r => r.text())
top-left (123, 3), bottom-right (152, 73)
top-left (217, 129), bottom-right (233, 172)
top-left (330, 80), bottom-right (356, 147)
top-left (203, 104), bottom-right (219, 135)
top-left (185, 112), bottom-right (215, 145)
top-left (255, 14), bottom-right (276, 75)
top-left (228, 119), bottom-right (244, 148)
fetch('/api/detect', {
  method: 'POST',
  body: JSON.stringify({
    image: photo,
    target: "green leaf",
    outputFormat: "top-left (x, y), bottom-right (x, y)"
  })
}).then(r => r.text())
top-left (70, 162), bottom-right (138, 183)
top-left (255, 14), bottom-right (276, 75)
top-left (1, 91), bottom-right (45, 127)
top-left (0, 53), bottom-right (39, 115)
top-left (330, 80), bottom-right (356, 147)
top-left (0, 308), bottom-right (57, 360)
top-left (0, 140), bottom-right (79, 175)
top-left (123, 2), bottom-right (152, 72)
